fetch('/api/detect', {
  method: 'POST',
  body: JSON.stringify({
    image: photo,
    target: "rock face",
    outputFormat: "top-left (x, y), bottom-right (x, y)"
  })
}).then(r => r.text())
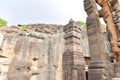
top-left (80, 30), bottom-right (90, 57)
top-left (0, 24), bottom-right (65, 80)
top-left (0, 22), bottom-right (89, 80)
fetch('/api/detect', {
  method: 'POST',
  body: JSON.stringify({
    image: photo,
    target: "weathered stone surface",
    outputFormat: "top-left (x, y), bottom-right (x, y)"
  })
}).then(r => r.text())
top-left (0, 22), bottom-right (92, 80)
top-left (63, 20), bottom-right (85, 80)
top-left (95, 0), bottom-right (120, 78)
top-left (114, 62), bottom-right (120, 77)
top-left (0, 24), bottom-right (65, 80)
top-left (80, 30), bottom-right (90, 57)
top-left (93, 0), bottom-right (120, 62)
top-left (84, 0), bottom-right (114, 80)
top-left (112, 78), bottom-right (120, 80)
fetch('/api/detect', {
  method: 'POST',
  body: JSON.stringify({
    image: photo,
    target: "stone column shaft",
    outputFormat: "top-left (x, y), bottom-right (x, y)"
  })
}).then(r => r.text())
top-left (84, 0), bottom-right (114, 80)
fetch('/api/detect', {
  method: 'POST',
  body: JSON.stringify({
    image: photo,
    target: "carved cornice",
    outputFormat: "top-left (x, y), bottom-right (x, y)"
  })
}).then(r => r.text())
top-left (84, 0), bottom-right (98, 16)
top-left (63, 19), bottom-right (81, 33)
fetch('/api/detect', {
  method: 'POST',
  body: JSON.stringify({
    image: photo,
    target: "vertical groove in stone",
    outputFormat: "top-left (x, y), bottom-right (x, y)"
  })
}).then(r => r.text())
top-left (21, 36), bottom-right (29, 62)
top-left (0, 24), bottom-right (64, 80)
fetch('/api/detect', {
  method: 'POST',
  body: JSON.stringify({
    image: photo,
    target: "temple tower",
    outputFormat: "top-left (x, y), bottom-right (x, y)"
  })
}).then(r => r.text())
top-left (63, 19), bottom-right (85, 80)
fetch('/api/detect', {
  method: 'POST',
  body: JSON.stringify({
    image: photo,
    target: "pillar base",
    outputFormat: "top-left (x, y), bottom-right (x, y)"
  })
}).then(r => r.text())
top-left (114, 62), bottom-right (120, 78)
top-left (88, 60), bottom-right (114, 80)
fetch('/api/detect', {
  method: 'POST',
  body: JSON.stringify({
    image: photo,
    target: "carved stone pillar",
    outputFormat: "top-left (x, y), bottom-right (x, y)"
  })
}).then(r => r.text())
top-left (111, 0), bottom-right (120, 78)
top-left (84, 0), bottom-right (114, 80)
top-left (114, 62), bottom-right (120, 78)
top-left (63, 19), bottom-right (85, 80)
top-left (112, 0), bottom-right (120, 38)
top-left (111, 0), bottom-right (120, 40)
top-left (96, 0), bottom-right (120, 62)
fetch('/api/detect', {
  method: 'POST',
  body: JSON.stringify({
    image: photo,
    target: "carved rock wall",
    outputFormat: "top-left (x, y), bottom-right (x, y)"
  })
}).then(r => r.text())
top-left (0, 24), bottom-right (65, 80)
top-left (0, 23), bottom-right (90, 80)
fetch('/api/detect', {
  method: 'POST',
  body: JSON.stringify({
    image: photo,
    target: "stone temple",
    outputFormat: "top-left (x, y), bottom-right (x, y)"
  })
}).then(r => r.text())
top-left (0, 0), bottom-right (120, 80)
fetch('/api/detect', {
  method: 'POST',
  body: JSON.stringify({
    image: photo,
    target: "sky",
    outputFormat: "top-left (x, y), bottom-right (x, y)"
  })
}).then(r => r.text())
top-left (0, 0), bottom-right (87, 25)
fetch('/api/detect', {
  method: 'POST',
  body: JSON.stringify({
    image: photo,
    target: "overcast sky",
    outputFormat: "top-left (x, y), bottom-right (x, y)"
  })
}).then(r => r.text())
top-left (0, 0), bottom-right (87, 25)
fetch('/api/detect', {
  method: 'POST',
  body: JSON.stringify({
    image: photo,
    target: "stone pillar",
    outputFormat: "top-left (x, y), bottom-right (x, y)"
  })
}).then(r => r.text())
top-left (111, 0), bottom-right (120, 78)
top-left (63, 19), bottom-right (85, 80)
top-left (111, 0), bottom-right (120, 37)
top-left (114, 62), bottom-right (120, 78)
top-left (84, 0), bottom-right (114, 80)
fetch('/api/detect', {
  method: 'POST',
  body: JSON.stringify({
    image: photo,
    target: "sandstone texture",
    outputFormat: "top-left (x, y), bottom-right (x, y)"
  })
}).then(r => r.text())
top-left (0, 23), bottom-right (89, 80)
top-left (0, 24), bottom-right (65, 80)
